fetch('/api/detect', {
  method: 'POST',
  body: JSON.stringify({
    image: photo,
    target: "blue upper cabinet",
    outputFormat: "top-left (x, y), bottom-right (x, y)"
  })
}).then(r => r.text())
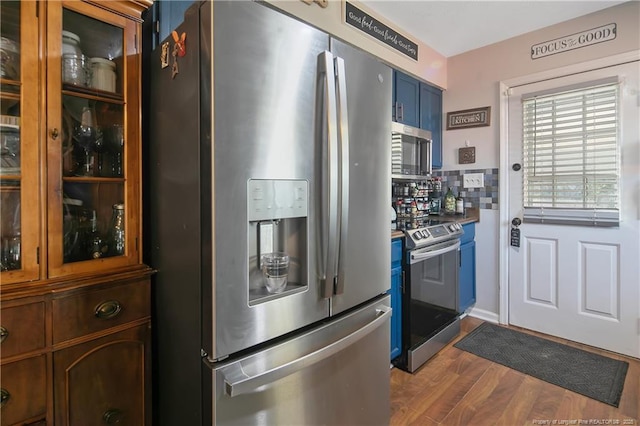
top-left (392, 70), bottom-right (443, 169)
top-left (420, 84), bottom-right (443, 169)
top-left (392, 71), bottom-right (420, 128)
top-left (157, 0), bottom-right (195, 42)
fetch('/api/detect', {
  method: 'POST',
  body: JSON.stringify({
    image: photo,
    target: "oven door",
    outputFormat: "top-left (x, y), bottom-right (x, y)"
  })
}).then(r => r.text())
top-left (404, 238), bottom-right (460, 372)
top-left (409, 239), bottom-right (460, 310)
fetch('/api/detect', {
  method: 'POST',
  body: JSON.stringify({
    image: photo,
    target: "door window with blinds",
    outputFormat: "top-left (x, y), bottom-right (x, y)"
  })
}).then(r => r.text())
top-left (521, 77), bottom-right (620, 226)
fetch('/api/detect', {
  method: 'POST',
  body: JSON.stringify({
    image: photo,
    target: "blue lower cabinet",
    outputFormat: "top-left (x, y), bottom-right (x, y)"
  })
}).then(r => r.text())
top-left (389, 239), bottom-right (403, 361)
top-left (459, 223), bottom-right (476, 313)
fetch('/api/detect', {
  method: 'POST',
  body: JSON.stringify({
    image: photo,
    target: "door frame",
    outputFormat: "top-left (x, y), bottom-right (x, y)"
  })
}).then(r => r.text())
top-left (498, 50), bottom-right (640, 333)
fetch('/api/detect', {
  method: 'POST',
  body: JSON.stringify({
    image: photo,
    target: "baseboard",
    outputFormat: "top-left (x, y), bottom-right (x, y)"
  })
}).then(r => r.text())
top-left (468, 307), bottom-right (500, 324)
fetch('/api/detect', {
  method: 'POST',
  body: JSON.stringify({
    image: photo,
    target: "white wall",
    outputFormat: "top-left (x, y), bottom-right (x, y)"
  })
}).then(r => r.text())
top-left (444, 1), bottom-right (640, 317)
top-left (265, 0), bottom-right (448, 88)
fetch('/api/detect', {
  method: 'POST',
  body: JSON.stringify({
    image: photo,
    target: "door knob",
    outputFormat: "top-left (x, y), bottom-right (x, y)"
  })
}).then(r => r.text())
top-left (512, 217), bottom-right (522, 227)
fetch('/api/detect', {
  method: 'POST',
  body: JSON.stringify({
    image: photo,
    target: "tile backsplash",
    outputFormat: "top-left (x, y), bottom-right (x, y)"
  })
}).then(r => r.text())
top-left (433, 168), bottom-right (499, 210)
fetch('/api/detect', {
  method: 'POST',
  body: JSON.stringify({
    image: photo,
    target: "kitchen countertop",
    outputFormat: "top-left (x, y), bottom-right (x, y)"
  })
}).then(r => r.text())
top-left (391, 207), bottom-right (479, 239)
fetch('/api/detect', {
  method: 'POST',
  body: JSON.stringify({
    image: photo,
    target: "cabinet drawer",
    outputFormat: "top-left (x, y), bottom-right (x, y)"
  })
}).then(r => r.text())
top-left (0, 355), bottom-right (46, 426)
top-left (0, 302), bottom-right (45, 358)
top-left (52, 279), bottom-right (150, 344)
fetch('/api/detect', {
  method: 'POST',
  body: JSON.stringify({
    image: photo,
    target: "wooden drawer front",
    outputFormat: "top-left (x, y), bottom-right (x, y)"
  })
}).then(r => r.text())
top-left (52, 279), bottom-right (150, 344)
top-left (0, 302), bottom-right (45, 358)
top-left (0, 356), bottom-right (46, 426)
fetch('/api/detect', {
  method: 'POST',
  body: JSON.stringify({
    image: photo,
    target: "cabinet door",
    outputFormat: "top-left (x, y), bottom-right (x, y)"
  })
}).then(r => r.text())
top-left (392, 71), bottom-right (420, 127)
top-left (46, 2), bottom-right (141, 278)
top-left (419, 83), bottom-right (443, 169)
top-left (0, 1), bottom-right (40, 284)
top-left (459, 240), bottom-right (476, 312)
top-left (53, 324), bottom-right (151, 426)
top-left (390, 265), bottom-right (402, 360)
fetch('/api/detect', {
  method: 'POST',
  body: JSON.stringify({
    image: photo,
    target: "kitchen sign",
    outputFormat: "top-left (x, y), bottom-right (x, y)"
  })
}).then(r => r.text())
top-left (345, 2), bottom-right (418, 60)
top-left (446, 106), bottom-right (491, 130)
top-left (531, 23), bottom-right (616, 59)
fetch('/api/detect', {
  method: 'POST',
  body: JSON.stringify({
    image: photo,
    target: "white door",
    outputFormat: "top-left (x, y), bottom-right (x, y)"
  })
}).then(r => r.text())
top-left (507, 61), bottom-right (640, 358)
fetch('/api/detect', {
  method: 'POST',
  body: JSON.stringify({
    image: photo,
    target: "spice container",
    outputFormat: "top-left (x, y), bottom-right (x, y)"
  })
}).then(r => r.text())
top-left (89, 57), bottom-right (116, 92)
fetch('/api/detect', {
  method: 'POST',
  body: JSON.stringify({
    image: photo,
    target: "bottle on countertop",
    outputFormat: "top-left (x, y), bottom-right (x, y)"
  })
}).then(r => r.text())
top-left (444, 187), bottom-right (456, 215)
top-left (456, 194), bottom-right (465, 214)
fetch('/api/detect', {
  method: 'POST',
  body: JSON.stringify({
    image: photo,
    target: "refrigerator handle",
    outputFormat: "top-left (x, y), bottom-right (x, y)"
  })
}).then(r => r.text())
top-left (221, 305), bottom-right (392, 397)
top-left (334, 56), bottom-right (349, 295)
top-left (318, 51), bottom-right (339, 298)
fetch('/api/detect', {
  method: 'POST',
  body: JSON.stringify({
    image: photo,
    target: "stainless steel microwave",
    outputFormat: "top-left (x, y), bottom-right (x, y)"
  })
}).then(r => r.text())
top-left (391, 121), bottom-right (432, 179)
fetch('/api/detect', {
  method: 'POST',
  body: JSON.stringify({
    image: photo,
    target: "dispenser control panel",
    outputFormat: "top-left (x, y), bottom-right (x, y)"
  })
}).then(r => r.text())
top-left (248, 179), bottom-right (308, 221)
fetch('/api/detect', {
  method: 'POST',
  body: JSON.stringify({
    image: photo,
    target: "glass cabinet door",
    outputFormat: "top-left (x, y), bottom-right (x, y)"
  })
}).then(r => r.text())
top-left (47, 2), bottom-right (140, 278)
top-left (0, 1), bottom-right (40, 284)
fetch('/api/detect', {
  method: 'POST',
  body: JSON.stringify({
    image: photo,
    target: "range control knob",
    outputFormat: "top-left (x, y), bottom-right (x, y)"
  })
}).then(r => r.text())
top-left (413, 231), bottom-right (422, 240)
top-left (421, 230), bottom-right (430, 238)
top-left (448, 224), bottom-right (456, 232)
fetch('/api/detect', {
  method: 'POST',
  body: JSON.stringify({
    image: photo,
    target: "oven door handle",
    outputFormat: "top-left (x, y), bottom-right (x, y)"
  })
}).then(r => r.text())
top-left (410, 240), bottom-right (460, 264)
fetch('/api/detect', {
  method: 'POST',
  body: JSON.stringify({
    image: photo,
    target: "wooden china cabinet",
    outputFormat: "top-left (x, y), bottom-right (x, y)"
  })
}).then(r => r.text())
top-left (0, 1), bottom-right (153, 425)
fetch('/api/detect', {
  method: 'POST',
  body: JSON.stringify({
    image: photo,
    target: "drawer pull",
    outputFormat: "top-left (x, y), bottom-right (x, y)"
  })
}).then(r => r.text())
top-left (95, 300), bottom-right (122, 320)
top-left (0, 388), bottom-right (10, 406)
top-left (0, 326), bottom-right (8, 343)
top-left (103, 408), bottom-right (124, 424)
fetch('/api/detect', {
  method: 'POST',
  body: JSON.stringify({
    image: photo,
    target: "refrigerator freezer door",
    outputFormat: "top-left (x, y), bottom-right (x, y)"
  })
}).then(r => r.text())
top-left (206, 1), bottom-right (332, 360)
top-left (209, 295), bottom-right (391, 425)
top-left (329, 39), bottom-right (393, 315)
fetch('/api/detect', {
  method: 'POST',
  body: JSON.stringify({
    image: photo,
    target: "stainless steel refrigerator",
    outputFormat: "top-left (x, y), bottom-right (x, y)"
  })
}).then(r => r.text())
top-left (147, 2), bottom-right (392, 424)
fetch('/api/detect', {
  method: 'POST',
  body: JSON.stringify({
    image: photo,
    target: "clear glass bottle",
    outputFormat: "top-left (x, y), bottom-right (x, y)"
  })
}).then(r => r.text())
top-left (444, 187), bottom-right (456, 215)
top-left (87, 210), bottom-right (105, 259)
top-left (108, 203), bottom-right (125, 256)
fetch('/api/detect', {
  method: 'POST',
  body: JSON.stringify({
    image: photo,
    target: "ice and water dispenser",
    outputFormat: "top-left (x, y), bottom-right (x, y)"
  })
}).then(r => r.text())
top-left (247, 179), bottom-right (308, 304)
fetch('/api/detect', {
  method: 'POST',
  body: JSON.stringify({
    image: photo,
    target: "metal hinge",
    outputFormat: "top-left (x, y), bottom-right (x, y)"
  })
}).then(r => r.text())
top-left (134, 33), bottom-right (138, 53)
top-left (135, 237), bottom-right (139, 251)
top-left (155, 20), bottom-right (160, 35)
top-left (37, 247), bottom-right (40, 264)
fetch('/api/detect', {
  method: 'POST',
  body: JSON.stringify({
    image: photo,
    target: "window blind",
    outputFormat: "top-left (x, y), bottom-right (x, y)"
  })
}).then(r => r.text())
top-left (522, 80), bottom-right (620, 226)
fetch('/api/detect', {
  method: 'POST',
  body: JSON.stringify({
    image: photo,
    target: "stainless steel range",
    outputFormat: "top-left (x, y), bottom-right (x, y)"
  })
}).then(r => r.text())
top-left (394, 222), bottom-right (464, 373)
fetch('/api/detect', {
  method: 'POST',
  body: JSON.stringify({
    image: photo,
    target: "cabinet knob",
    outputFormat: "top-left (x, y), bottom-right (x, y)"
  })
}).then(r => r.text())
top-left (0, 326), bottom-right (8, 343)
top-left (50, 127), bottom-right (59, 140)
top-left (103, 409), bottom-right (124, 424)
top-left (94, 300), bottom-right (122, 320)
top-left (0, 388), bottom-right (10, 407)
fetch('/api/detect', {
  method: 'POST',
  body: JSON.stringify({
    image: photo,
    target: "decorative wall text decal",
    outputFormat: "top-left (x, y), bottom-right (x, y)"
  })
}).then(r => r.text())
top-left (531, 23), bottom-right (616, 59)
top-left (345, 2), bottom-right (418, 60)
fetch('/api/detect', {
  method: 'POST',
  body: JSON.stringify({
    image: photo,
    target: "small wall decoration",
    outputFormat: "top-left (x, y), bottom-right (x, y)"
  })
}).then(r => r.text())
top-left (446, 107), bottom-right (491, 130)
top-left (344, 2), bottom-right (418, 60)
top-left (531, 23), bottom-right (616, 59)
top-left (458, 147), bottom-right (476, 164)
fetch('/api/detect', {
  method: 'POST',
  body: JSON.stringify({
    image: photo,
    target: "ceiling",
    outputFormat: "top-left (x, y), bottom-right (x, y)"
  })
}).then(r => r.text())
top-left (359, 0), bottom-right (629, 57)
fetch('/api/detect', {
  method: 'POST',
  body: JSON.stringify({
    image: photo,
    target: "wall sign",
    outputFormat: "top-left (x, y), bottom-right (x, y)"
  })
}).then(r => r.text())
top-left (344, 2), bottom-right (418, 60)
top-left (531, 23), bottom-right (617, 59)
top-left (446, 107), bottom-right (491, 130)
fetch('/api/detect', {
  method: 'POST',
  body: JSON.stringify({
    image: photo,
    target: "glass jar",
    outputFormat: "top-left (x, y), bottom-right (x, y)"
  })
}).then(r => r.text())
top-left (62, 31), bottom-right (82, 56)
top-left (0, 36), bottom-right (20, 80)
top-left (89, 57), bottom-right (116, 92)
top-left (62, 53), bottom-right (88, 86)
top-left (108, 203), bottom-right (125, 256)
top-left (444, 187), bottom-right (456, 214)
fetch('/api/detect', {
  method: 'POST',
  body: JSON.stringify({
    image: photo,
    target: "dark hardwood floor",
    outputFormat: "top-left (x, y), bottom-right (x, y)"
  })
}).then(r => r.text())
top-left (390, 316), bottom-right (640, 426)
